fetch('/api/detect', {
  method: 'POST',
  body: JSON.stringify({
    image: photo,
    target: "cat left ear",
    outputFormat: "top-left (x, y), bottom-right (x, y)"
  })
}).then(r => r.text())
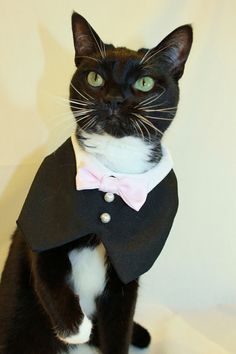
top-left (144, 25), bottom-right (193, 80)
top-left (71, 12), bottom-right (106, 66)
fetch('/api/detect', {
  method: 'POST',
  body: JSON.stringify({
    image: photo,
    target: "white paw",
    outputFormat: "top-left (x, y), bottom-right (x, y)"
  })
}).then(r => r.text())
top-left (58, 316), bottom-right (93, 344)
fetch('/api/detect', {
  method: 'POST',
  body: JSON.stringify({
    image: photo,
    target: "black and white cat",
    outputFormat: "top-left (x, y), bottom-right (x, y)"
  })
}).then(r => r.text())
top-left (0, 12), bottom-right (192, 354)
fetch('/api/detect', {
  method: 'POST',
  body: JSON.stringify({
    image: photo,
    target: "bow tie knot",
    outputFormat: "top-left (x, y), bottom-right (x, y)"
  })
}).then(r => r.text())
top-left (76, 166), bottom-right (148, 211)
top-left (100, 175), bottom-right (120, 194)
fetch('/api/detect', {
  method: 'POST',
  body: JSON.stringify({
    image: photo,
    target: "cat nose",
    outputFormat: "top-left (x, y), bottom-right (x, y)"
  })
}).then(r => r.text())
top-left (105, 95), bottom-right (124, 112)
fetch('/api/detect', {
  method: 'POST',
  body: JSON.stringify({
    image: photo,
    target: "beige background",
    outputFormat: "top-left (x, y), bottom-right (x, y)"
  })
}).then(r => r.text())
top-left (0, 0), bottom-right (235, 353)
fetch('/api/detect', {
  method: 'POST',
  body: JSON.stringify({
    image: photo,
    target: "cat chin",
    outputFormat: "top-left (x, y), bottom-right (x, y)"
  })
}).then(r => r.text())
top-left (79, 132), bottom-right (156, 174)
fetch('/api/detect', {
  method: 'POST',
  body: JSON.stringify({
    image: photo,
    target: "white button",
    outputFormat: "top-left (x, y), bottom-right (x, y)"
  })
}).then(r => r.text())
top-left (100, 213), bottom-right (111, 223)
top-left (104, 192), bottom-right (115, 203)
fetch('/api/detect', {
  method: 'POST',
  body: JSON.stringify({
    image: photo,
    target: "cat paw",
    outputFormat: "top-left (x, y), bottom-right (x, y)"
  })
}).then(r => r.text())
top-left (57, 315), bottom-right (93, 344)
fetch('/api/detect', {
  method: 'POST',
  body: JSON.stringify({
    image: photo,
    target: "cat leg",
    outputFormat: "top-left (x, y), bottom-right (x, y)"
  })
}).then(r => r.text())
top-left (96, 274), bottom-right (139, 354)
top-left (31, 248), bottom-right (92, 345)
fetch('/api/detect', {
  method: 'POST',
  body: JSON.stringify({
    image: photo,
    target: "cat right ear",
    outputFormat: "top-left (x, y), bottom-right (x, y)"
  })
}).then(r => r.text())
top-left (71, 12), bottom-right (106, 66)
top-left (140, 25), bottom-right (193, 80)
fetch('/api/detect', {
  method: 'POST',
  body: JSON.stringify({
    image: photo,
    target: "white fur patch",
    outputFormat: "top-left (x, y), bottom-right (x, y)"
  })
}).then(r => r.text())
top-left (68, 244), bottom-right (107, 318)
top-left (81, 133), bottom-right (155, 174)
top-left (58, 315), bottom-right (92, 345)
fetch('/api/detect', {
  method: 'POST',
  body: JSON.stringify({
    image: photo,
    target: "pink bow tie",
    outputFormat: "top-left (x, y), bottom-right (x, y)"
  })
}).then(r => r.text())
top-left (76, 166), bottom-right (149, 211)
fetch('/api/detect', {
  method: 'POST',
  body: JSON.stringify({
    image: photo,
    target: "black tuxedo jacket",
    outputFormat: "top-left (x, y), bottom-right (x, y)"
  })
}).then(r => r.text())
top-left (17, 138), bottom-right (178, 284)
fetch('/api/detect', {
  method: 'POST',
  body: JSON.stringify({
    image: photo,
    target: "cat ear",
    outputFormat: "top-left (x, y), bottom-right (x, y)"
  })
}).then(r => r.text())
top-left (143, 25), bottom-right (193, 80)
top-left (71, 12), bottom-right (106, 66)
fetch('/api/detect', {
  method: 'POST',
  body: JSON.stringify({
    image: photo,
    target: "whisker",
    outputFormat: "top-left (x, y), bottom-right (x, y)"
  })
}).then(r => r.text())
top-left (54, 102), bottom-right (91, 112)
top-left (138, 120), bottom-right (151, 141)
top-left (73, 109), bottom-right (96, 116)
top-left (100, 38), bottom-right (106, 58)
top-left (132, 113), bottom-right (163, 136)
top-left (70, 82), bottom-right (94, 101)
top-left (136, 103), bottom-right (164, 110)
top-left (52, 97), bottom-right (90, 108)
top-left (75, 114), bottom-right (93, 124)
top-left (48, 109), bottom-right (95, 129)
top-left (71, 99), bottom-right (92, 105)
top-left (136, 99), bottom-right (168, 110)
top-left (141, 118), bottom-right (163, 136)
top-left (81, 116), bottom-right (97, 130)
top-left (142, 44), bottom-right (174, 64)
top-left (70, 106), bottom-right (92, 111)
top-left (88, 25), bottom-right (105, 59)
top-left (132, 119), bottom-right (145, 141)
top-left (139, 89), bottom-right (166, 108)
top-left (70, 83), bottom-right (89, 101)
top-left (48, 116), bottom-right (75, 129)
top-left (141, 111), bottom-right (175, 118)
top-left (139, 48), bottom-right (153, 65)
top-left (135, 93), bottom-right (159, 108)
top-left (145, 116), bottom-right (173, 121)
top-left (135, 88), bottom-right (166, 108)
top-left (138, 106), bottom-right (177, 113)
top-left (50, 115), bottom-right (75, 129)
top-left (75, 55), bottom-right (101, 63)
top-left (130, 118), bottom-right (140, 137)
top-left (48, 110), bottom-right (74, 122)
top-left (68, 99), bottom-right (93, 106)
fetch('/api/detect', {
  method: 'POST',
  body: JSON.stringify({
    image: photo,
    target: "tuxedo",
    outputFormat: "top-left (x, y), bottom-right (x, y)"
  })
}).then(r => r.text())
top-left (17, 137), bottom-right (178, 284)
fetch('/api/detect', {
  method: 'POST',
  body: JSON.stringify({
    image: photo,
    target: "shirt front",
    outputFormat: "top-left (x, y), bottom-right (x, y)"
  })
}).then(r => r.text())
top-left (71, 134), bottom-right (174, 209)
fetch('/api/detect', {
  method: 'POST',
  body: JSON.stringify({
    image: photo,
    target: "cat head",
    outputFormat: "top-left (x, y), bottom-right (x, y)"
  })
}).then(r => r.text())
top-left (70, 12), bottom-right (192, 142)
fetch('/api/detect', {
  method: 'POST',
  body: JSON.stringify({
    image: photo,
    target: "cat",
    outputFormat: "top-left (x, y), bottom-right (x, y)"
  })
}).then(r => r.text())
top-left (0, 12), bottom-right (192, 354)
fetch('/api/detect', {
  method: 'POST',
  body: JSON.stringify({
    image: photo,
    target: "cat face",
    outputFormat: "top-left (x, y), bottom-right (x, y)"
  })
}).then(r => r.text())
top-left (70, 12), bottom-right (192, 141)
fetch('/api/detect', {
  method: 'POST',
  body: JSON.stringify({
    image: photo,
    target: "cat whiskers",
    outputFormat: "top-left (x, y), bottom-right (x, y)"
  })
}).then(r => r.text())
top-left (138, 120), bottom-right (152, 141)
top-left (138, 106), bottom-right (177, 113)
top-left (135, 93), bottom-right (160, 108)
top-left (75, 55), bottom-right (102, 63)
top-left (131, 119), bottom-right (145, 141)
top-left (53, 96), bottom-right (95, 125)
top-left (137, 106), bottom-right (177, 121)
top-left (145, 115), bottom-right (173, 121)
top-left (53, 95), bottom-right (93, 107)
top-left (88, 25), bottom-right (106, 59)
top-left (70, 82), bottom-right (94, 101)
top-left (139, 48), bottom-right (153, 65)
top-left (132, 113), bottom-right (163, 136)
top-left (81, 116), bottom-right (97, 131)
top-left (139, 43), bottom-right (173, 64)
top-left (51, 110), bottom-right (93, 128)
top-left (135, 88), bottom-right (166, 109)
top-left (73, 108), bottom-right (96, 117)
top-left (49, 114), bottom-right (76, 130)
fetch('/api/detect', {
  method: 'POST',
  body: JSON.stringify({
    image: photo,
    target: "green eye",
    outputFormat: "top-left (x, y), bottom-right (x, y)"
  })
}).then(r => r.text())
top-left (87, 71), bottom-right (104, 87)
top-left (133, 76), bottom-right (155, 92)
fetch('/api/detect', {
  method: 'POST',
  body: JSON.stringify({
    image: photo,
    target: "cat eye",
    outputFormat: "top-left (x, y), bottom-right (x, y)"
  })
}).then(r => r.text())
top-left (87, 71), bottom-right (104, 87)
top-left (133, 76), bottom-right (155, 92)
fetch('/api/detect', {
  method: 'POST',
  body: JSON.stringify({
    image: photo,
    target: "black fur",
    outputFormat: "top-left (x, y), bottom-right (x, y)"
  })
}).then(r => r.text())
top-left (0, 12), bottom-right (192, 354)
top-left (0, 230), bottom-right (146, 354)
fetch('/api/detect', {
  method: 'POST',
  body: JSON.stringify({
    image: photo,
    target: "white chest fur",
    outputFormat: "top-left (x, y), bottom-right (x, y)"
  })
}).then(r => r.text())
top-left (82, 133), bottom-right (155, 174)
top-left (68, 244), bottom-right (107, 318)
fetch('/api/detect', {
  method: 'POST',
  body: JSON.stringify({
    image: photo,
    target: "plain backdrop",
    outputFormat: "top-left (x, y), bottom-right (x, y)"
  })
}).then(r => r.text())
top-left (0, 1), bottom-right (236, 352)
